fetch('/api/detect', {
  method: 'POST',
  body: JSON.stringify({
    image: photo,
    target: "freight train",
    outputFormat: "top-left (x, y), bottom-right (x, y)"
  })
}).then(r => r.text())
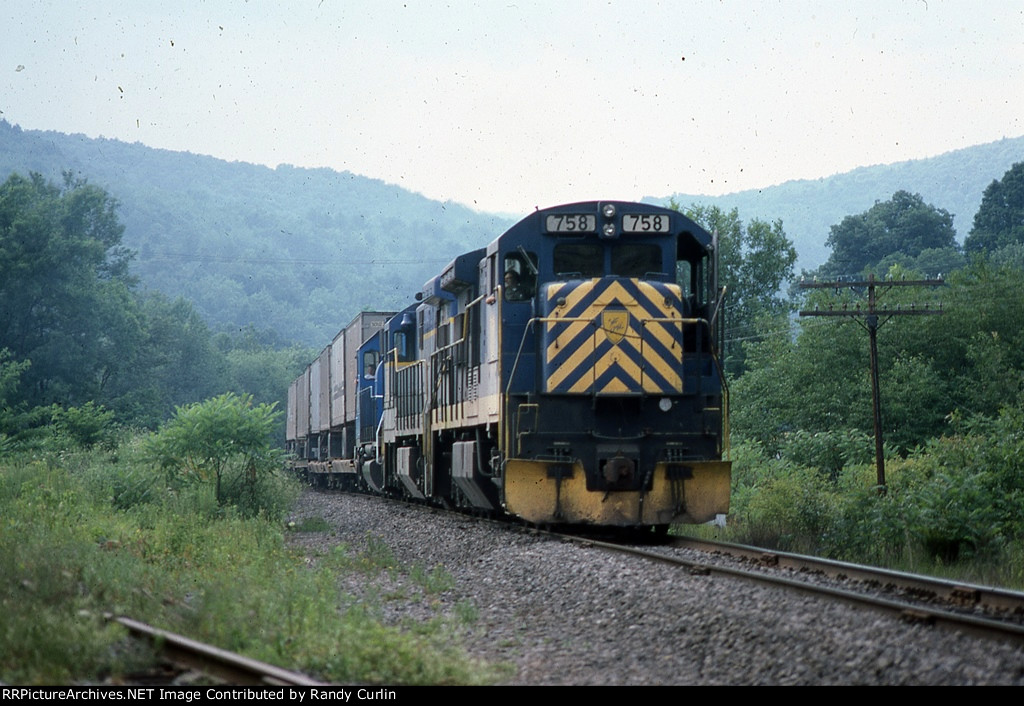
top-left (286, 201), bottom-right (730, 529)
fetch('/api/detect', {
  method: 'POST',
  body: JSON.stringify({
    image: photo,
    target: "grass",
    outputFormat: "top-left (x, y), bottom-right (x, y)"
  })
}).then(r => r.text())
top-left (695, 430), bottom-right (1024, 590)
top-left (0, 440), bottom-right (498, 685)
top-left (291, 515), bottom-right (332, 533)
top-left (674, 492), bottom-right (1024, 591)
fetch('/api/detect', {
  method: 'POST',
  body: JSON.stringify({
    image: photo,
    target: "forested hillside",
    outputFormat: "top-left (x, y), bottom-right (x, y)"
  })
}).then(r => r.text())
top-left (0, 120), bottom-right (511, 346)
top-left (1, 119), bottom-right (1021, 343)
top-left (659, 135), bottom-right (1024, 272)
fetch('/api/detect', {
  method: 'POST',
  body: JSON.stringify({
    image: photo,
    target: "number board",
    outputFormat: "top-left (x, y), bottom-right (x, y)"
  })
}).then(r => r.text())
top-left (545, 214), bottom-right (596, 233)
top-left (622, 213), bottom-right (672, 233)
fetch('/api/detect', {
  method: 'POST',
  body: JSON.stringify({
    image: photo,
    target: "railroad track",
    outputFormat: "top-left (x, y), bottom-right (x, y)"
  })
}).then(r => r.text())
top-left (310, 489), bottom-right (1024, 646)
top-left (552, 532), bottom-right (1024, 645)
top-left (112, 616), bottom-right (325, 686)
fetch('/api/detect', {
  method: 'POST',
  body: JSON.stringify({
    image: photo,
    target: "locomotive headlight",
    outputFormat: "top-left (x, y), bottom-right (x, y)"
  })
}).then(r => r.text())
top-left (658, 397), bottom-right (673, 412)
top-left (601, 223), bottom-right (617, 239)
top-left (602, 203), bottom-right (616, 218)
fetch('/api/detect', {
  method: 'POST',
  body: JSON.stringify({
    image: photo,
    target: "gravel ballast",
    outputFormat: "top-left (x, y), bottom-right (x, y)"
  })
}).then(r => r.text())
top-left (287, 489), bottom-right (1024, 685)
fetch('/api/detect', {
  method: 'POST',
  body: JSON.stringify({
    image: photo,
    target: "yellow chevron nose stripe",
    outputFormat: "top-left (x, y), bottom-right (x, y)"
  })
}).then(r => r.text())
top-left (542, 279), bottom-right (684, 395)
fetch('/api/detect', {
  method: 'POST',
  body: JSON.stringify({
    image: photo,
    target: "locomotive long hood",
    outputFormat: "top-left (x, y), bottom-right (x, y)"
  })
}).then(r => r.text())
top-left (541, 278), bottom-right (686, 395)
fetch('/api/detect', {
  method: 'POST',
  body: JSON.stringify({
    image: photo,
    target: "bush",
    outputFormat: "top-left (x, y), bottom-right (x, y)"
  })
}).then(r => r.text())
top-left (144, 392), bottom-right (290, 518)
top-left (778, 428), bottom-right (874, 477)
top-left (727, 440), bottom-right (838, 551)
top-left (727, 405), bottom-right (1024, 571)
top-left (51, 402), bottom-right (116, 449)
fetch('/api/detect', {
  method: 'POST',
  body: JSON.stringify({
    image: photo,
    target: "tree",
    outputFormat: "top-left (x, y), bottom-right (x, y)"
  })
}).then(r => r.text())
top-left (733, 259), bottom-right (1024, 455)
top-left (145, 392), bottom-right (284, 512)
top-left (106, 293), bottom-right (228, 426)
top-left (0, 172), bottom-right (142, 409)
top-left (817, 191), bottom-right (958, 278)
top-left (964, 162), bottom-right (1024, 254)
top-left (673, 202), bottom-right (798, 375)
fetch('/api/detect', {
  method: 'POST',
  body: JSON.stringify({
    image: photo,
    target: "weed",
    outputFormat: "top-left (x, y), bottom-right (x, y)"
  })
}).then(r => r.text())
top-left (0, 434), bottom-right (499, 685)
top-left (410, 564), bottom-right (455, 594)
top-left (291, 516), bottom-right (331, 533)
top-left (454, 599), bottom-right (479, 625)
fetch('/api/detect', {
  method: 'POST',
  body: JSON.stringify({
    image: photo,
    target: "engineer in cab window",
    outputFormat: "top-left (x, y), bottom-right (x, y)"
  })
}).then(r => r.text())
top-left (503, 256), bottom-right (534, 301)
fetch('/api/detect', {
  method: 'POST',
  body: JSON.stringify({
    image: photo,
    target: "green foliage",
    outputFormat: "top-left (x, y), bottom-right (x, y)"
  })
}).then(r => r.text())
top-left (734, 260), bottom-right (1024, 455)
top-left (816, 190), bottom-right (958, 278)
top-left (0, 168), bottom-right (329, 431)
top-left (0, 457), bottom-right (160, 683)
top-left (0, 172), bottom-right (140, 410)
top-left (0, 120), bottom-right (511, 347)
top-left (777, 429), bottom-right (874, 476)
top-left (726, 440), bottom-right (837, 553)
top-left (731, 310), bottom-right (874, 454)
top-left (109, 293), bottom-right (228, 427)
top-left (50, 401), bottom-right (115, 449)
top-left (904, 260), bottom-right (1024, 418)
top-left (0, 349), bottom-right (32, 448)
top-left (0, 440), bottom-right (494, 685)
top-left (219, 335), bottom-right (315, 441)
top-left (409, 563), bottom-right (457, 595)
top-left (722, 404), bottom-right (1024, 575)
top-left (671, 202), bottom-right (798, 374)
top-left (965, 161), bottom-right (1024, 254)
top-left (145, 392), bottom-right (287, 516)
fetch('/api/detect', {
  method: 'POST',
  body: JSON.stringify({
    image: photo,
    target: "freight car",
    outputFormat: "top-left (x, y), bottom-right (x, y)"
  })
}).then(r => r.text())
top-left (286, 201), bottom-right (730, 529)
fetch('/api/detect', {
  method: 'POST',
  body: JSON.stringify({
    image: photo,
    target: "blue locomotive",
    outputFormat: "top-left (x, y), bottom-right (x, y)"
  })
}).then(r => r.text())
top-left (286, 201), bottom-right (731, 529)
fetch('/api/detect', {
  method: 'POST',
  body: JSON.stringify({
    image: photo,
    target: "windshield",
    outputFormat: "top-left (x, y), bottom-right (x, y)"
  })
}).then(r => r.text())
top-left (553, 243), bottom-right (663, 278)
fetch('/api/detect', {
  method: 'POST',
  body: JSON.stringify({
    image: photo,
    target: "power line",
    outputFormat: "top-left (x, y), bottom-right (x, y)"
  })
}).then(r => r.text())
top-left (140, 254), bottom-right (449, 266)
top-left (798, 275), bottom-right (945, 493)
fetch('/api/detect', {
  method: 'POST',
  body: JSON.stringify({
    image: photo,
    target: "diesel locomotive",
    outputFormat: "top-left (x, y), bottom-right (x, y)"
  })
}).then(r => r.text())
top-left (286, 201), bottom-right (731, 529)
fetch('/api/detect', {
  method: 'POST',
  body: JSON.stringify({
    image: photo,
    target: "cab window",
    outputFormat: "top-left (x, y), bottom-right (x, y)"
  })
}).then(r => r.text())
top-left (612, 244), bottom-right (663, 278)
top-left (503, 252), bottom-right (537, 301)
top-left (553, 243), bottom-right (602, 278)
top-left (393, 331), bottom-right (413, 362)
top-left (362, 350), bottom-right (379, 379)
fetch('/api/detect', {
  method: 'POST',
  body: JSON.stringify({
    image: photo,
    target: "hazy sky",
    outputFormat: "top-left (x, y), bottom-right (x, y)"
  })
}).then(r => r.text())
top-left (3, 1), bottom-right (1022, 214)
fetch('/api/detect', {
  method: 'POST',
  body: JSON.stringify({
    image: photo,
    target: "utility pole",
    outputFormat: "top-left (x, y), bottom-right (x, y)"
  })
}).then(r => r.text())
top-left (799, 274), bottom-right (944, 493)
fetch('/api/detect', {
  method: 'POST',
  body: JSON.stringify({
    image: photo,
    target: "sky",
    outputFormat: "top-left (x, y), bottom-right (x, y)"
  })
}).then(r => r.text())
top-left (3, 0), bottom-right (1023, 215)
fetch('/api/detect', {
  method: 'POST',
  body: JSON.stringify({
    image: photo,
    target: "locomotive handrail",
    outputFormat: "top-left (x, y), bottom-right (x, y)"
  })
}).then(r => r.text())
top-left (506, 314), bottom-right (717, 398)
top-left (534, 315), bottom-right (706, 324)
top-left (504, 316), bottom-right (540, 455)
top-left (506, 315), bottom-right (715, 395)
top-left (504, 314), bottom-right (724, 454)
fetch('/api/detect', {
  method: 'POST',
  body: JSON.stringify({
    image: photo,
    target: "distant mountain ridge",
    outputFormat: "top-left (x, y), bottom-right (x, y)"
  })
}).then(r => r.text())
top-left (656, 136), bottom-right (1024, 271)
top-left (1, 119), bottom-right (1021, 344)
top-left (0, 120), bottom-right (512, 345)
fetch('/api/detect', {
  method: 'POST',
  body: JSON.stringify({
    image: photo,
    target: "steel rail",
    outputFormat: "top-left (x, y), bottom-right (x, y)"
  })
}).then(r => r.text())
top-left (113, 616), bottom-right (326, 686)
top-left (318, 490), bottom-right (1024, 645)
top-left (552, 534), bottom-right (1024, 646)
top-left (667, 536), bottom-right (1024, 615)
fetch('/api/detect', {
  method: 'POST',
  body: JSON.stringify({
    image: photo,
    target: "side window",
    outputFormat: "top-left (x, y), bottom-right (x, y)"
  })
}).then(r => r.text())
top-left (437, 302), bottom-right (450, 348)
top-left (393, 331), bottom-right (410, 362)
top-left (676, 256), bottom-right (707, 313)
top-left (454, 312), bottom-right (465, 342)
top-left (503, 252), bottom-right (537, 301)
top-left (675, 260), bottom-right (693, 298)
top-left (362, 350), bottom-right (379, 379)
